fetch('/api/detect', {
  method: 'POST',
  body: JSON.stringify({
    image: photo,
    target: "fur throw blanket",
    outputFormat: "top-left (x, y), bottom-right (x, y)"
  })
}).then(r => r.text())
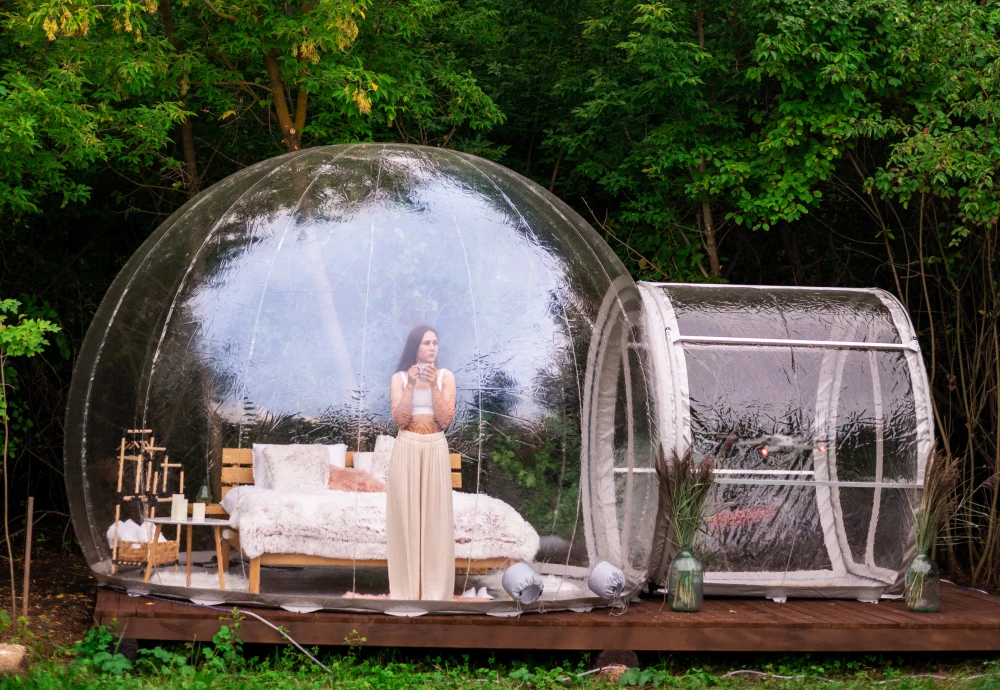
top-left (232, 489), bottom-right (540, 562)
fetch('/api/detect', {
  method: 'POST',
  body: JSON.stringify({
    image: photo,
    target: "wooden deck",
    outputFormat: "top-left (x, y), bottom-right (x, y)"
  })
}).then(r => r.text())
top-left (96, 583), bottom-right (1000, 652)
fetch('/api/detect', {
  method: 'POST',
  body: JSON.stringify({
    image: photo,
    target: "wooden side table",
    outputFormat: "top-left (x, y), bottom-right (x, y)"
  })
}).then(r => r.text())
top-left (144, 517), bottom-right (231, 589)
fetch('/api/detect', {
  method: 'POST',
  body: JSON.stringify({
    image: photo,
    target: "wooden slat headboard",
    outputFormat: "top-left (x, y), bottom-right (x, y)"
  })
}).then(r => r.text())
top-left (221, 447), bottom-right (462, 498)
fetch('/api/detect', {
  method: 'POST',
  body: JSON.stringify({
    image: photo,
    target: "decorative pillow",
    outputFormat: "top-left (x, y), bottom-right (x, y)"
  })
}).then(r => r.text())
top-left (354, 452), bottom-right (374, 475)
top-left (327, 443), bottom-right (347, 468)
top-left (328, 467), bottom-right (386, 493)
top-left (219, 484), bottom-right (264, 515)
top-left (251, 443), bottom-right (275, 489)
top-left (371, 435), bottom-right (395, 484)
top-left (262, 444), bottom-right (330, 493)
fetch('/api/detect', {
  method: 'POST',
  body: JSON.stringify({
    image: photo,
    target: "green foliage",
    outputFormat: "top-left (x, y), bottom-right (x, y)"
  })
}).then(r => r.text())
top-left (0, 299), bottom-right (60, 457)
top-left (0, 2), bottom-right (187, 216)
top-left (546, 0), bottom-right (720, 280)
top-left (135, 645), bottom-right (190, 674)
top-left (3, 0), bottom-right (507, 216)
top-left (200, 611), bottom-right (243, 672)
top-left (343, 628), bottom-right (366, 648)
top-left (619, 666), bottom-right (710, 686)
top-left (0, 300), bottom-right (60, 360)
top-left (73, 613), bottom-right (246, 678)
top-left (492, 411), bottom-right (581, 538)
top-left (19, 645), bottom-right (1000, 689)
top-left (72, 624), bottom-right (133, 675)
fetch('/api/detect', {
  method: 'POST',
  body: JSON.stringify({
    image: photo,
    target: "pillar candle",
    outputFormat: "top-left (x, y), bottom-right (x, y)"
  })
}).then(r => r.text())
top-left (171, 494), bottom-right (185, 520)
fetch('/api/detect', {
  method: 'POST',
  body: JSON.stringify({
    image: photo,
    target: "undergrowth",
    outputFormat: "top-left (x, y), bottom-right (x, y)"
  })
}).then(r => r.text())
top-left (0, 615), bottom-right (997, 689)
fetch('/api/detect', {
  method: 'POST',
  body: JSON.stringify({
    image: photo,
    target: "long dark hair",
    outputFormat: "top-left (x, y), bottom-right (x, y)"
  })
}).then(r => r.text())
top-left (397, 325), bottom-right (438, 373)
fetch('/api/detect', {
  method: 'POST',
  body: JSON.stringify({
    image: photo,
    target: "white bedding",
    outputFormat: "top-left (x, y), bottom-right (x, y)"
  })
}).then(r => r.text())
top-left (228, 489), bottom-right (540, 563)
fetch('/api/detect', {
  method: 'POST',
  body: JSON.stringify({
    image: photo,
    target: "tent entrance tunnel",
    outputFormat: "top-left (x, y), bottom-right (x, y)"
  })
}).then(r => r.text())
top-left (64, 144), bottom-right (932, 612)
top-left (620, 282), bottom-right (933, 600)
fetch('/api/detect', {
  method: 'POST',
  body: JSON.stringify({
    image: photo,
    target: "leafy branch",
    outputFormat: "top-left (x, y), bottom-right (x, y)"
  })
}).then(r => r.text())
top-left (0, 299), bottom-right (59, 615)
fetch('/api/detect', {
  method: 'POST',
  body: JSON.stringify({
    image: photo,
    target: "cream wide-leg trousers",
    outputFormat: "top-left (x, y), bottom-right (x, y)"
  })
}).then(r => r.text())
top-left (386, 430), bottom-right (455, 600)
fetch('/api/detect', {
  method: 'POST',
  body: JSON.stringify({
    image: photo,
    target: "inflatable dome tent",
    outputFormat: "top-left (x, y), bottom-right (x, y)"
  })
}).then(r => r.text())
top-left (65, 144), bottom-right (932, 612)
top-left (65, 144), bottom-right (660, 613)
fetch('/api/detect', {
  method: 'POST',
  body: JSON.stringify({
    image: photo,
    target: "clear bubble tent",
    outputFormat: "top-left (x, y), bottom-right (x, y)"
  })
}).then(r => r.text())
top-left (65, 144), bottom-right (933, 613)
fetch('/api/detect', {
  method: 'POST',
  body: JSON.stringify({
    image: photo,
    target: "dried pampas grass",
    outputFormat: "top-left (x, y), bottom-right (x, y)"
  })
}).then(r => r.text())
top-left (915, 447), bottom-right (958, 554)
top-left (655, 445), bottom-right (715, 549)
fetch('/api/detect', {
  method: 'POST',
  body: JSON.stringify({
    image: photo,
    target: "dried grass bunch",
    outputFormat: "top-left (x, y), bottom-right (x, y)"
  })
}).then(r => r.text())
top-left (655, 445), bottom-right (715, 549)
top-left (915, 447), bottom-right (958, 554)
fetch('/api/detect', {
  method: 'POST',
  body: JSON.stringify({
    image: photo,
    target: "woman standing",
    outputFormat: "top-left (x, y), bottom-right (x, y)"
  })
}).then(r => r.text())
top-left (386, 326), bottom-right (457, 600)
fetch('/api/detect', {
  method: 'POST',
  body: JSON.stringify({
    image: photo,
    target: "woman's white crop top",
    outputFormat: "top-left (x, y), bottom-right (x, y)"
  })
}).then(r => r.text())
top-left (399, 370), bottom-right (445, 416)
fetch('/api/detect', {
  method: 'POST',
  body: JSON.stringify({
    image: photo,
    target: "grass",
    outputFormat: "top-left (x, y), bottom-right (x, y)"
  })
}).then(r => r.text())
top-left (4, 649), bottom-right (999, 690)
top-left (0, 616), bottom-right (998, 690)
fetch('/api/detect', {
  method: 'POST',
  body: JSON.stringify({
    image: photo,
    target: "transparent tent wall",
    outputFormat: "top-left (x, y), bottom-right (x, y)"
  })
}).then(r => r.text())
top-left (639, 283), bottom-right (933, 598)
top-left (64, 144), bottom-right (657, 612)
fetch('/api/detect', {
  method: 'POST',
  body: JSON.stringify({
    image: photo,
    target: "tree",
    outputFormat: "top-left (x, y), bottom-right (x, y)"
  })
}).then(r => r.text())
top-left (0, 299), bottom-right (59, 614)
top-left (10, 0), bottom-right (506, 208)
top-left (2, 0), bottom-right (185, 215)
top-left (546, 1), bottom-right (743, 280)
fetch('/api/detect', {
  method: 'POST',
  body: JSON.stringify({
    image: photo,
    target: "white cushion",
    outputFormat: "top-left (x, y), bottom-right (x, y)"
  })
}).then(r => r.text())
top-left (371, 435), bottom-right (395, 484)
top-left (262, 445), bottom-right (330, 493)
top-left (327, 444), bottom-right (347, 468)
top-left (251, 443), bottom-right (274, 489)
top-left (353, 452), bottom-right (374, 475)
top-left (254, 443), bottom-right (351, 488)
top-left (220, 484), bottom-right (264, 515)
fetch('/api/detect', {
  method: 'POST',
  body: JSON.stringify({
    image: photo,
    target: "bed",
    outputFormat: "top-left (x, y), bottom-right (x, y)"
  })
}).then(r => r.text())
top-left (216, 447), bottom-right (540, 594)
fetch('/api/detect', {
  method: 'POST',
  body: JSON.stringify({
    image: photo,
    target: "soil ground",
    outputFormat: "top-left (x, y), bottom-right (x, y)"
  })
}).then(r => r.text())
top-left (0, 547), bottom-right (96, 654)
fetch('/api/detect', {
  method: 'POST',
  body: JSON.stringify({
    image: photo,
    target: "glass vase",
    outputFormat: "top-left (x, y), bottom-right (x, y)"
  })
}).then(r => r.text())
top-left (904, 551), bottom-right (940, 613)
top-left (668, 547), bottom-right (704, 612)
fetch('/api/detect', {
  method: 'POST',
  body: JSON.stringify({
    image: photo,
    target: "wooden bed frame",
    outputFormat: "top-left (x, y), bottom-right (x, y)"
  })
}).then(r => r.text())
top-left (216, 448), bottom-right (511, 594)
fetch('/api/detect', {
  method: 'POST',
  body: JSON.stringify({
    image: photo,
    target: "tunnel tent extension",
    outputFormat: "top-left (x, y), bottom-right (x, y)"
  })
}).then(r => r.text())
top-left (64, 143), bottom-right (660, 614)
top-left (635, 283), bottom-right (932, 599)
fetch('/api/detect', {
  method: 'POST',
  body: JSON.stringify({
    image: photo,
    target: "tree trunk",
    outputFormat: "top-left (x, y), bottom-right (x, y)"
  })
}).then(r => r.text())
top-left (549, 150), bottom-right (563, 192)
top-left (264, 49), bottom-right (302, 152)
top-left (700, 197), bottom-right (721, 277)
top-left (779, 222), bottom-right (805, 284)
top-left (179, 119), bottom-right (200, 195)
top-left (158, 0), bottom-right (200, 195)
top-left (694, 2), bottom-right (721, 277)
top-left (697, 2), bottom-right (705, 47)
top-left (293, 85), bottom-right (308, 137)
top-left (0, 355), bottom-right (16, 615)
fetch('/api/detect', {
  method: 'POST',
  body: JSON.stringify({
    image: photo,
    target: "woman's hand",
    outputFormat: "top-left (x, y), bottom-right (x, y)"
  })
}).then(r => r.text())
top-left (421, 364), bottom-right (439, 384)
top-left (406, 365), bottom-right (420, 387)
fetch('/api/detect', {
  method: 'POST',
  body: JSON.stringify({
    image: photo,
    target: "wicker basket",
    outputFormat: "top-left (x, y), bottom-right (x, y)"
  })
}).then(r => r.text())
top-left (115, 539), bottom-right (179, 566)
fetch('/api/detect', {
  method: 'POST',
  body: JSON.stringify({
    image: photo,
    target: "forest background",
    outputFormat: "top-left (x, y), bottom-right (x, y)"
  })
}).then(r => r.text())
top-left (1, 0), bottom-right (999, 591)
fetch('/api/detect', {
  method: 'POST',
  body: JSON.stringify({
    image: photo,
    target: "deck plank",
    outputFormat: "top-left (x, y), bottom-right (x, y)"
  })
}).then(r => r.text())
top-left (94, 585), bottom-right (1000, 651)
top-left (938, 588), bottom-right (1000, 620)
